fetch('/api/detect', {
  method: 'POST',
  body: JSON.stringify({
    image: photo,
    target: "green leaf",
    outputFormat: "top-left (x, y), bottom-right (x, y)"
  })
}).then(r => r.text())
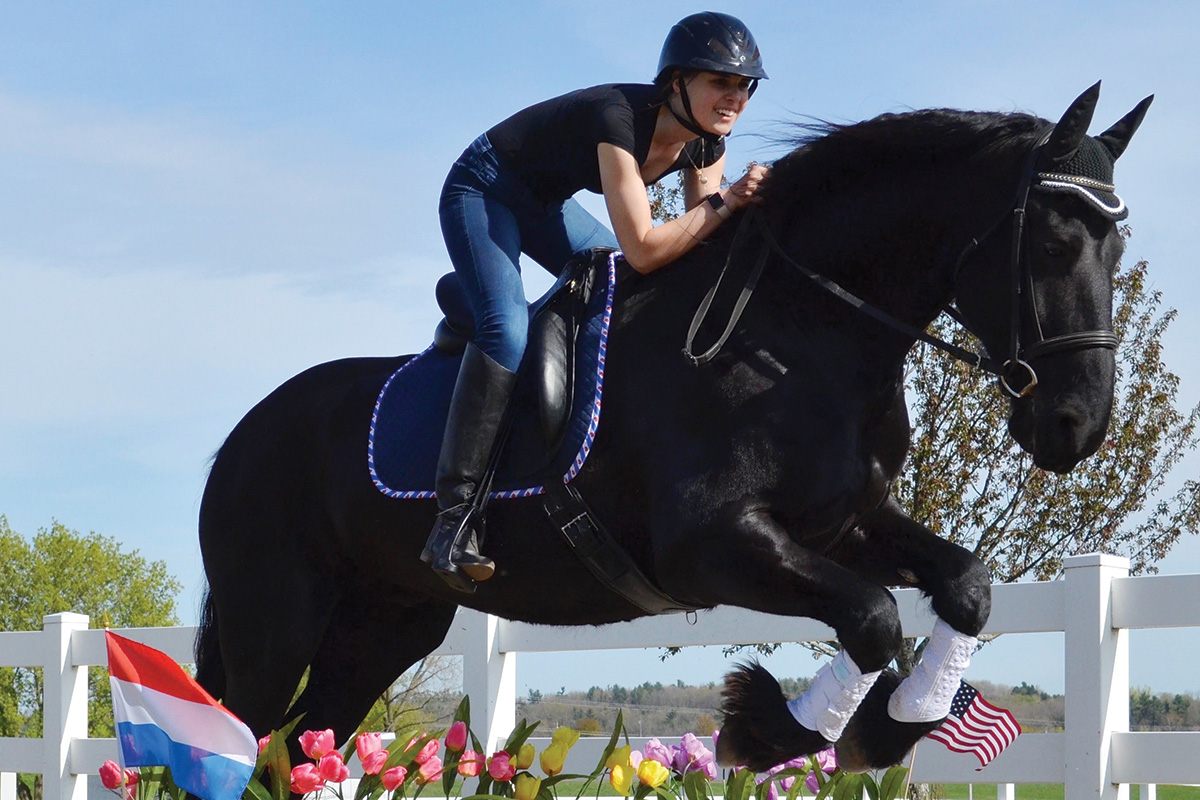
top-left (593, 711), bottom-right (626, 777)
top-left (877, 766), bottom-right (909, 800)
top-left (862, 772), bottom-right (879, 800)
top-left (832, 773), bottom-right (863, 800)
top-left (682, 770), bottom-right (711, 800)
top-left (724, 768), bottom-right (754, 800)
top-left (244, 776), bottom-right (273, 800)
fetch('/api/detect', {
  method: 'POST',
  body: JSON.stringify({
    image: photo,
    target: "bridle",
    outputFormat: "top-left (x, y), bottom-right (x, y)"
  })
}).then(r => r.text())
top-left (683, 132), bottom-right (1120, 398)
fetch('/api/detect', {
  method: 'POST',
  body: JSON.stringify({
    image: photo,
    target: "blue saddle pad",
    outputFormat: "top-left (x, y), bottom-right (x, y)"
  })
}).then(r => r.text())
top-left (367, 252), bottom-right (619, 500)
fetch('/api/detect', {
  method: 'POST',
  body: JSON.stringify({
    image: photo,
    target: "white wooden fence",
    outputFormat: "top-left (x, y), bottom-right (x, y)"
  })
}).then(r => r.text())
top-left (2, 553), bottom-right (1199, 800)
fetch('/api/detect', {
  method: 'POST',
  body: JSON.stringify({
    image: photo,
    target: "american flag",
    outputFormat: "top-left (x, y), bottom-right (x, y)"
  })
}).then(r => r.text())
top-left (926, 681), bottom-right (1021, 768)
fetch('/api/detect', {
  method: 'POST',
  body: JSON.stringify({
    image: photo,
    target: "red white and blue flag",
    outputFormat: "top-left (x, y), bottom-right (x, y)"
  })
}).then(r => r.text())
top-left (926, 681), bottom-right (1021, 769)
top-left (106, 631), bottom-right (258, 800)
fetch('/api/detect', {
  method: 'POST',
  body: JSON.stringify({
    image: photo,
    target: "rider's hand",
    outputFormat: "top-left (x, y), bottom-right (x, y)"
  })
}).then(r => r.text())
top-left (726, 163), bottom-right (770, 211)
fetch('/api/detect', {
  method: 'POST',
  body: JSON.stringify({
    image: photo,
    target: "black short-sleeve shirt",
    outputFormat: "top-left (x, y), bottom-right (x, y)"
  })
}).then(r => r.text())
top-left (486, 83), bottom-right (725, 205)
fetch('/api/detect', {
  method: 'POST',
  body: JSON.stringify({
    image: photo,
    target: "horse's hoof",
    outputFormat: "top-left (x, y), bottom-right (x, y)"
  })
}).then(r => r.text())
top-left (835, 670), bottom-right (942, 773)
top-left (718, 662), bottom-right (831, 771)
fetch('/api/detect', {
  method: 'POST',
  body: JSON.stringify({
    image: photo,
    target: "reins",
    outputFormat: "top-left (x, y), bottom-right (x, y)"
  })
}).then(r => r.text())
top-left (682, 206), bottom-right (1002, 375)
top-left (683, 134), bottom-right (1119, 397)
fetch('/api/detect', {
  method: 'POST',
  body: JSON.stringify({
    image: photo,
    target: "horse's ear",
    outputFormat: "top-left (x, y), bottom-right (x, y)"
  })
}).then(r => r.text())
top-left (1043, 82), bottom-right (1102, 165)
top-left (1096, 94), bottom-right (1154, 160)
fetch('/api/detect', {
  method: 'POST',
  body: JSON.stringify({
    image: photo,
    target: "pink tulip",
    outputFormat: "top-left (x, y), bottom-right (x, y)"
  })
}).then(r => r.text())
top-left (257, 735), bottom-right (271, 755)
top-left (362, 749), bottom-right (389, 776)
top-left (382, 765), bottom-right (408, 791)
top-left (458, 749), bottom-right (484, 778)
top-left (290, 763), bottom-right (325, 794)
top-left (445, 720), bottom-right (468, 752)
top-left (356, 732), bottom-right (383, 762)
top-left (487, 750), bottom-right (516, 782)
top-left (318, 752), bottom-right (350, 783)
top-left (417, 755), bottom-right (443, 784)
top-left (299, 729), bottom-right (336, 759)
top-left (414, 737), bottom-right (440, 765)
top-left (99, 761), bottom-right (124, 790)
top-left (124, 771), bottom-right (139, 788)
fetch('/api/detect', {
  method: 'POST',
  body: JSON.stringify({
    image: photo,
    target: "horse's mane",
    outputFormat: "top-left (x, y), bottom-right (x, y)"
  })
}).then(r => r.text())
top-left (762, 108), bottom-right (1049, 210)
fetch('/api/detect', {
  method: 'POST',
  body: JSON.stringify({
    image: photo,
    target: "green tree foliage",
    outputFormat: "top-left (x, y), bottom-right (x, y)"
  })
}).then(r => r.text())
top-left (0, 517), bottom-right (180, 738)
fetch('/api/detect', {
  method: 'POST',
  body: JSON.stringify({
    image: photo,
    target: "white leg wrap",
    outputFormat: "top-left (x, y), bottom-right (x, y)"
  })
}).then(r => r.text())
top-left (786, 651), bottom-right (882, 742)
top-left (888, 618), bottom-right (977, 723)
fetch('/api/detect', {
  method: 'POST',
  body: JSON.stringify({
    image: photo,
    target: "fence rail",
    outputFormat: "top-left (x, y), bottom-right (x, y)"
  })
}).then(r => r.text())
top-left (2, 554), bottom-right (1198, 800)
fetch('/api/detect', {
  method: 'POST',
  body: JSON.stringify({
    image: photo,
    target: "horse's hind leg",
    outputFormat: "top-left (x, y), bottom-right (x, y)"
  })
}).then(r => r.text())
top-left (825, 496), bottom-right (992, 771)
top-left (287, 594), bottom-right (459, 747)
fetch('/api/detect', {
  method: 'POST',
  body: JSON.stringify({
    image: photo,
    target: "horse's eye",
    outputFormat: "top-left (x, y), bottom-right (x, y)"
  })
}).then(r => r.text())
top-left (1044, 242), bottom-right (1067, 258)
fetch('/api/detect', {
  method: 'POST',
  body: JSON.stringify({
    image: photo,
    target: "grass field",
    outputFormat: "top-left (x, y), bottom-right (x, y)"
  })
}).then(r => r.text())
top-left (548, 779), bottom-right (1200, 799)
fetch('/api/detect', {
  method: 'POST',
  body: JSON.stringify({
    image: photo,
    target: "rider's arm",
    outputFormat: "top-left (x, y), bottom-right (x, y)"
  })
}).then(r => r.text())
top-left (599, 142), bottom-right (739, 275)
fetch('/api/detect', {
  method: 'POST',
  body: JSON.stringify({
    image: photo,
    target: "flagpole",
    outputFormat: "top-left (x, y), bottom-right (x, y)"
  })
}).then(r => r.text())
top-left (903, 742), bottom-right (918, 800)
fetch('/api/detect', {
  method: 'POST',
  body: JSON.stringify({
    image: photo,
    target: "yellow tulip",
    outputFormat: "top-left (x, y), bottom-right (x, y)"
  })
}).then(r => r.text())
top-left (551, 727), bottom-right (580, 749)
top-left (516, 743), bottom-right (535, 770)
top-left (609, 764), bottom-right (633, 796)
top-left (605, 745), bottom-right (632, 770)
top-left (540, 742), bottom-right (568, 776)
top-left (514, 772), bottom-right (542, 800)
top-left (637, 759), bottom-right (671, 789)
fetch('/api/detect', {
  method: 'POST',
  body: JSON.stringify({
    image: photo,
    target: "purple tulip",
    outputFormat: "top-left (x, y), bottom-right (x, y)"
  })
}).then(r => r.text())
top-left (643, 738), bottom-right (674, 767)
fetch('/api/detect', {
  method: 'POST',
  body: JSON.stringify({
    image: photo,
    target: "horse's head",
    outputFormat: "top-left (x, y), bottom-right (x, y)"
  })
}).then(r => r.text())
top-left (954, 83), bottom-right (1153, 473)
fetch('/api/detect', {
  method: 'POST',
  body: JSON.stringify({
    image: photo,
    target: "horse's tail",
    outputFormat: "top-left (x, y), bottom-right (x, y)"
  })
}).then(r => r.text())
top-left (193, 587), bottom-right (226, 701)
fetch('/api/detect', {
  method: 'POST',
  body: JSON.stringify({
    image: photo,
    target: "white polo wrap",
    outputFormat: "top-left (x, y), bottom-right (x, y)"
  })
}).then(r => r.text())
top-left (786, 650), bottom-right (881, 742)
top-left (888, 617), bottom-right (977, 723)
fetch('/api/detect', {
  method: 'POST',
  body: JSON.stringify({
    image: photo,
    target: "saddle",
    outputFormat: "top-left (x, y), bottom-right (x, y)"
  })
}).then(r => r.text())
top-left (368, 248), bottom-right (698, 614)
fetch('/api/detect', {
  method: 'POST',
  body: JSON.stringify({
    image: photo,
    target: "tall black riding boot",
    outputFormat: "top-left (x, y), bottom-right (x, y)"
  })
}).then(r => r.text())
top-left (420, 343), bottom-right (517, 593)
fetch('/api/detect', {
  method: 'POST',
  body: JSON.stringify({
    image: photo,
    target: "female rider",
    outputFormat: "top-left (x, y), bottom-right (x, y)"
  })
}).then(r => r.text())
top-left (422, 11), bottom-right (770, 592)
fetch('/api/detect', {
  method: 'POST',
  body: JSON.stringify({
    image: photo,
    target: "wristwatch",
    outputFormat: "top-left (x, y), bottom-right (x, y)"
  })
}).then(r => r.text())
top-left (706, 192), bottom-right (732, 220)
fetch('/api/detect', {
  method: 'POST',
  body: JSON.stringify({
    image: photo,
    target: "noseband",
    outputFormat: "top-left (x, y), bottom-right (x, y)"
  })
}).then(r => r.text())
top-left (684, 134), bottom-right (1120, 399)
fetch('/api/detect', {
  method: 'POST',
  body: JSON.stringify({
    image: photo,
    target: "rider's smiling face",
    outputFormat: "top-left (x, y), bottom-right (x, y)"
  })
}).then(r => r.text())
top-left (676, 71), bottom-right (752, 136)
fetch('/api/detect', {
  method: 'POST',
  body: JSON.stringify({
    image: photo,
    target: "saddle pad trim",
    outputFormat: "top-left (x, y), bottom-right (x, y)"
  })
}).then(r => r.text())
top-left (366, 251), bottom-right (619, 501)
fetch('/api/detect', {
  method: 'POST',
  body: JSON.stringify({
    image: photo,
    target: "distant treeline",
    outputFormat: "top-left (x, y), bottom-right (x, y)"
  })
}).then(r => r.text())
top-left (408, 676), bottom-right (1200, 735)
top-left (510, 678), bottom-right (1200, 735)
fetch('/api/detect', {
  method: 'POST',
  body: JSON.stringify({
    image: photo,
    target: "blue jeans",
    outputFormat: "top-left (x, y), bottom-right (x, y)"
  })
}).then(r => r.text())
top-left (439, 134), bottom-right (619, 371)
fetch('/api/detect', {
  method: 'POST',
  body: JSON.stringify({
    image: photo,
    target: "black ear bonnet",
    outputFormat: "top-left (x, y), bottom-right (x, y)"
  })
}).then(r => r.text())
top-left (1035, 133), bottom-right (1127, 220)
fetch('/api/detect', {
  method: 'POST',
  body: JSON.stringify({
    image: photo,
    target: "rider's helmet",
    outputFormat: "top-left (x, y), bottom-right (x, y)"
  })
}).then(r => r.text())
top-left (654, 12), bottom-right (766, 142)
top-left (656, 12), bottom-right (768, 89)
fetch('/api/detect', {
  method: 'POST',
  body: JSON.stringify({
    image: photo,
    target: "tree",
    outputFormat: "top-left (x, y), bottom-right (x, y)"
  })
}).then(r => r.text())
top-left (358, 655), bottom-right (462, 733)
top-left (0, 517), bottom-right (181, 738)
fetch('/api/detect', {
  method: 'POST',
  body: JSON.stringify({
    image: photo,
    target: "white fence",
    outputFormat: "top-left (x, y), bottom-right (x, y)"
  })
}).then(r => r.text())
top-left (2, 553), bottom-right (1199, 800)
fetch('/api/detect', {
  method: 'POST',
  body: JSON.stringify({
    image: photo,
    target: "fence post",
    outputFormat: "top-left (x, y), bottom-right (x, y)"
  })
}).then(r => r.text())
top-left (42, 613), bottom-right (90, 800)
top-left (1063, 554), bottom-right (1129, 800)
top-left (459, 612), bottom-right (516, 754)
top-left (1, 772), bottom-right (15, 800)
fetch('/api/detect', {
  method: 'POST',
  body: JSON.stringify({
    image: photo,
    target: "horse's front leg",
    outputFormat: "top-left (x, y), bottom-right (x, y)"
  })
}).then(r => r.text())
top-left (657, 499), bottom-right (903, 771)
top-left (824, 496), bottom-right (992, 771)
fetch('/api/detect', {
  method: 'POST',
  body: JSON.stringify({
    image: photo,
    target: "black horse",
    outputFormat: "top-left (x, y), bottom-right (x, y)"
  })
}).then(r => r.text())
top-left (195, 84), bottom-right (1150, 772)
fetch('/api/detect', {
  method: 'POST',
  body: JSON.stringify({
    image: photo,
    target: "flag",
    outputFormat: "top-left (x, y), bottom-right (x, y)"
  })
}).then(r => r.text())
top-left (106, 630), bottom-right (258, 800)
top-left (925, 680), bottom-right (1021, 769)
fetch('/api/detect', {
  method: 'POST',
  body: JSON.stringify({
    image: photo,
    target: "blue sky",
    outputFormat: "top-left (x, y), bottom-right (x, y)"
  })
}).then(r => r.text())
top-left (3, 1), bottom-right (1199, 697)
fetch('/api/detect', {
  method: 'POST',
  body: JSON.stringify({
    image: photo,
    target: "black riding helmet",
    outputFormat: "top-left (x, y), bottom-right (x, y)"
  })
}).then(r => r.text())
top-left (655, 12), bottom-right (767, 142)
